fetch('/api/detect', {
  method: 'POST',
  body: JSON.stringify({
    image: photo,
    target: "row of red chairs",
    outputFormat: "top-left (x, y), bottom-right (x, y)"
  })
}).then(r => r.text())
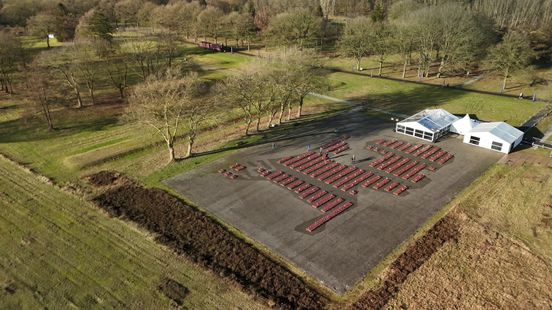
top-left (258, 162), bottom-right (354, 215)
top-left (289, 153), bottom-right (321, 169)
top-left (279, 151), bottom-right (314, 166)
top-left (333, 169), bottom-right (365, 188)
top-left (321, 139), bottom-right (342, 149)
top-left (219, 169), bottom-right (238, 179)
top-left (286, 179), bottom-right (304, 190)
top-left (294, 183), bottom-right (312, 193)
top-left (385, 158), bottom-right (410, 173)
top-left (377, 139), bottom-right (454, 166)
top-left (411, 173), bottom-right (426, 183)
top-left (428, 150), bottom-right (446, 162)
top-left (366, 144), bottom-right (390, 155)
top-left (306, 201), bottom-right (353, 232)
top-left (303, 160), bottom-right (331, 174)
top-left (334, 145), bottom-right (350, 154)
top-left (231, 163), bottom-right (247, 171)
top-left (257, 167), bottom-right (271, 177)
top-left (393, 161), bottom-right (418, 177)
top-left (297, 156), bottom-right (325, 172)
top-left (326, 141), bottom-right (348, 153)
top-left (299, 186), bottom-right (320, 199)
top-left (325, 166), bottom-right (357, 185)
top-left (369, 152), bottom-right (394, 167)
top-left (266, 170), bottom-right (284, 180)
top-left (373, 177), bottom-right (390, 189)
top-left (383, 181), bottom-right (399, 192)
top-left (320, 197), bottom-right (344, 213)
top-left (376, 155), bottom-right (401, 170)
top-left (312, 193), bottom-right (336, 208)
top-left (361, 175), bottom-right (382, 188)
top-left (420, 146), bottom-right (440, 159)
top-left (306, 190), bottom-right (328, 204)
top-left (438, 153), bottom-right (454, 164)
top-left (412, 144), bottom-right (432, 156)
top-left (402, 163), bottom-right (427, 180)
top-left (312, 162), bottom-right (340, 178)
top-left (394, 184), bottom-right (409, 196)
top-left (341, 171), bottom-right (374, 191)
top-left (318, 165), bottom-right (347, 182)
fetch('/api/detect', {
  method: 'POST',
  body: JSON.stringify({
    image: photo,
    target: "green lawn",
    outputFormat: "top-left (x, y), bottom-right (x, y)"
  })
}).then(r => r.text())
top-left (0, 56), bottom-right (545, 188)
top-left (0, 155), bottom-right (264, 309)
top-left (325, 71), bottom-right (546, 126)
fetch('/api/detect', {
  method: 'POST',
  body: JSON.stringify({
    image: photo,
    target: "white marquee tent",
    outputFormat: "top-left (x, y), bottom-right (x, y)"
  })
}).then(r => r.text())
top-left (396, 109), bottom-right (524, 153)
top-left (450, 114), bottom-right (479, 135)
top-left (463, 122), bottom-right (524, 153)
top-left (395, 109), bottom-right (460, 142)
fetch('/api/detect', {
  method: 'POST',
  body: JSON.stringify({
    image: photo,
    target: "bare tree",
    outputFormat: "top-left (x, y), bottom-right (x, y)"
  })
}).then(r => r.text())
top-left (339, 17), bottom-right (372, 71)
top-left (487, 31), bottom-right (535, 92)
top-left (26, 62), bottom-right (54, 131)
top-left (106, 57), bottom-right (129, 99)
top-left (222, 67), bottom-right (265, 135)
top-left (127, 69), bottom-right (206, 162)
top-left (0, 31), bottom-right (24, 94)
top-left (51, 49), bottom-right (84, 108)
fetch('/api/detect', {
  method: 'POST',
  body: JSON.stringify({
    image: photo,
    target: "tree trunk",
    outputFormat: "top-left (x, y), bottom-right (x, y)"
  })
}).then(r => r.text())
top-left (287, 102), bottom-right (292, 121)
top-left (356, 58), bottom-right (361, 71)
top-left (75, 87), bottom-right (83, 108)
top-left (46, 35), bottom-right (50, 48)
top-left (277, 103), bottom-right (285, 124)
top-left (255, 116), bottom-right (261, 132)
top-left (186, 136), bottom-right (194, 158)
top-left (436, 58), bottom-right (445, 78)
top-left (88, 83), bottom-right (95, 105)
top-left (378, 61), bottom-right (383, 76)
top-left (297, 97), bottom-right (304, 118)
top-left (244, 116), bottom-right (252, 135)
top-left (167, 141), bottom-right (175, 162)
top-left (402, 58), bottom-right (408, 78)
top-left (501, 68), bottom-right (509, 93)
top-left (267, 111), bottom-right (276, 129)
top-left (118, 86), bottom-right (125, 99)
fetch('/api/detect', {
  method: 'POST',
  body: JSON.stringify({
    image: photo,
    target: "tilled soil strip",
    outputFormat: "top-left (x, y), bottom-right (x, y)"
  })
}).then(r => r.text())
top-left (88, 171), bottom-right (327, 310)
top-left (350, 215), bottom-right (460, 310)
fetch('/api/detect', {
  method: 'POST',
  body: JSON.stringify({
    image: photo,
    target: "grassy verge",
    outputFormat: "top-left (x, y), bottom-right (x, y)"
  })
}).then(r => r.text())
top-left (384, 156), bottom-right (551, 308)
top-left (0, 155), bottom-right (265, 309)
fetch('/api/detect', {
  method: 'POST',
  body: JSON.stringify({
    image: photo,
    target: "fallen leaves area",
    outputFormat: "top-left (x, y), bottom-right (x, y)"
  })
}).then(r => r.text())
top-left (88, 171), bottom-right (327, 310)
top-left (384, 211), bottom-right (551, 309)
top-left (350, 214), bottom-right (460, 310)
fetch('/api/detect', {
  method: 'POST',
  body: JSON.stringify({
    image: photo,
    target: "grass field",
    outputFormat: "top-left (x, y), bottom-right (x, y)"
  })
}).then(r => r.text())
top-left (325, 55), bottom-right (552, 102)
top-left (0, 55), bottom-right (545, 188)
top-left (385, 154), bottom-right (552, 309)
top-left (0, 155), bottom-right (265, 309)
top-left (1, 32), bottom-right (551, 308)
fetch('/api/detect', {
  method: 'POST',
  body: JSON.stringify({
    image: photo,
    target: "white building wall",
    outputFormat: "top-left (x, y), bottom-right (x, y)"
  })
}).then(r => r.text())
top-left (463, 133), bottom-right (511, 154)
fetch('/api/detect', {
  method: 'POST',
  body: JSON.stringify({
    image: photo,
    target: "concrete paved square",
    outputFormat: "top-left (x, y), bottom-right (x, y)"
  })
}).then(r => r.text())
top-left (164, 108), bottom-right (502, 293)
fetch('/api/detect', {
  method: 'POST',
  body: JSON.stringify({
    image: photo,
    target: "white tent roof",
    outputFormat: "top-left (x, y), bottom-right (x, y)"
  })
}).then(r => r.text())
top-left (398, 109), bottom-right (460, 133)
top-left (469, 122), bottom-right (524, 144)
top-left (451, 114), bottom-right (478, 135)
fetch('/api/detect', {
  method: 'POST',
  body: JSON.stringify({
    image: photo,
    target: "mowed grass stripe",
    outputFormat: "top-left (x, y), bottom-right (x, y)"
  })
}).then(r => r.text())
top-left (0, 157), bottom-right (266, 309)
top-left (0, 173), bottom-right (157, 307)
top-left (0, 214), bottom-right (126, 308)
